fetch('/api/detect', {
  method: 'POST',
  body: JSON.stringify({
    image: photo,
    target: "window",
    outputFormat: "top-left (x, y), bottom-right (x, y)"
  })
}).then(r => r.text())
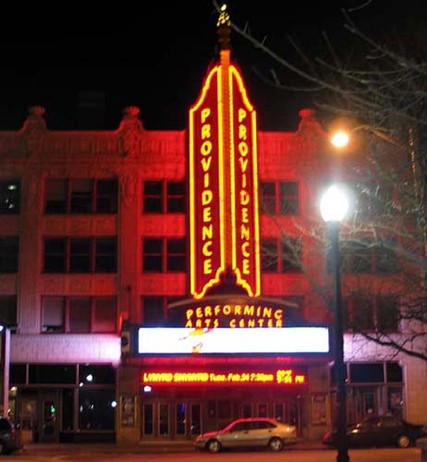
top-left (345, 295), bottom-right (399, 332)
top-left (143, 180), bottom-right (186, 213)
top-left (0, 180), bottom-right (20, 214)
top-left (350, 363), bottom-right (384, 383)
top-left (41, 296), bottom-right (117, 333)
top-left (45, 178), bottom-right (118, 214)
top-left (29, 364), bottom-right (76, 384)
top-left (281, 296), bottom-right (305, 325)
top-left (261, 238), bottom-right (302, 273)
top-left (79, 389), bottom-right (115, 431)
top-left (143, 404), bottom-right (154, 436)
top-left (43, 237), bottom-right (117, 273)
top-left (141, 296), bottom-right (182, 326)
top-left (142, 238), bottom-right (186, 272)
top-left (0, 237), bottom-right (19, 272)
top-left (345, 362), bottom-right (402, 384)
top-left (141, 296), bottom-right (167, 325)
top-left (259, 181), bottom-right (299, 215)
top-left (159, 403), bottom-right (170, 436)
top-left (354, 182), bottom-right (397, 217)
top-left (342, 239), bottom-right (397, 274)
top-left (0, 295), bottom-right (17, 327)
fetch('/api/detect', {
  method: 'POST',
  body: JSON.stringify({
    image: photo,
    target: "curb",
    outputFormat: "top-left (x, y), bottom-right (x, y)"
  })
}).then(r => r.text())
top-left (23, 442), bottom-right (327, 454)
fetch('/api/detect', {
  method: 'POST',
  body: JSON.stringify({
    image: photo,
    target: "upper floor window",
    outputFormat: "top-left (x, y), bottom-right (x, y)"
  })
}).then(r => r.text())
top-left (41, 296), bottom-right (117, 333)
top-left (0, 180), bottom-right (20, 214)
top-left (0, 295), bottom-right (17, 328)
top-left (141, 296), bottom-right (186, 326)
top-left (261, 238), bottom-right (302, 273)
top-left (142, 238), bottom-right (186, 272)
top-left (45, 178), bottom-right (118, 214)
top-left (344, 294), bottom-right (399, 332)
top-left (143, 180), bottom-right (186, 213)
top-left (354, 182), bottom-right (397, 217)
top-left (43, 237), bottom-right (117, 273)
top-left (281, 296), bottom-right (305, 325)
top-left (341, 239), bottom-right (398, 274)
top-left (259, 181), bottom-right (299, 215)
top-left (0, 237), bottom-right (19, 272)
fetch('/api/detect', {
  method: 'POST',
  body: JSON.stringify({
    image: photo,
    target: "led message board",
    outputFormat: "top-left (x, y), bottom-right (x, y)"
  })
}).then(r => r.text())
top-left (141, 368), bottom-right (307, 386)
top-left (137, 327), bottom-right (330, 355)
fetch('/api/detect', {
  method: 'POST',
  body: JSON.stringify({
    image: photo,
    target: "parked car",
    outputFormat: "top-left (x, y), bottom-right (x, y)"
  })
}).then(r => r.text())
top-left (323, 414), bottom-right (427, 449)
top-left (0, 417), bottom-right (23, 455)
top-left (194, 417), bottom-right (297, 453)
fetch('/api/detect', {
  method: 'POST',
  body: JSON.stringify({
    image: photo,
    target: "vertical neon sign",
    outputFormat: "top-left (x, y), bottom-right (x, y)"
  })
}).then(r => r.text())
top-left (229, 67), bottom-right (261, 295)
top-left (189, 66), bottom-right (225, 297)
top-left (189, 58), bottom-right (261, 298)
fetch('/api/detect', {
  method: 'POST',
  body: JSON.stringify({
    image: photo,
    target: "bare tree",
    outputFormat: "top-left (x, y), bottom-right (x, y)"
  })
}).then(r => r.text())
top-left (213, 1), bottom-right (427, 360)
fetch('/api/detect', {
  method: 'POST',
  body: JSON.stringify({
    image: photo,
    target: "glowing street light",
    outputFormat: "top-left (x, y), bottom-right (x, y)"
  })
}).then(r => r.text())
top-left (320, 184), bottom-right (350, 462)
top-left (331, 130), bottom-right (350, 149)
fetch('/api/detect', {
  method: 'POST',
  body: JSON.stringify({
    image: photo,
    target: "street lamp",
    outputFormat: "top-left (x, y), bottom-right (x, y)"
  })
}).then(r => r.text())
top-left (320, 184), bottom-right (350, 462)
top-left (0, 324), bottom-right (10, 417)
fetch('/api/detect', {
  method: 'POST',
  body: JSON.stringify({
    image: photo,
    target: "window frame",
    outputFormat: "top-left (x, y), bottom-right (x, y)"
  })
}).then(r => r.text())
top-left (142, 180), bottom-right (186, 214)
top-left (259, 181), bottom-right (299, 215)
top-left (142, 237), bottom-right (186, 272)
top-left (43, 237), bottom-right (117, 273)
top-left (0, 236), bottom-right (19, 272)
top-left (344, 294), bottom-right (399, 332)
top-left (41, 295), bottom-right (117, 333)
top-left (261, 237), bottom-right (302, 273)
top-left (44, 178), bottom-right (118, 215)
top-left (0, 180), bottom-right (20, 214)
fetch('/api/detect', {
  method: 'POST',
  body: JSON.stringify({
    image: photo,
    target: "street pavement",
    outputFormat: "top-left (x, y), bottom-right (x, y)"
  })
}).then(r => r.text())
top-left (19, 441), bottom-right (423, 462)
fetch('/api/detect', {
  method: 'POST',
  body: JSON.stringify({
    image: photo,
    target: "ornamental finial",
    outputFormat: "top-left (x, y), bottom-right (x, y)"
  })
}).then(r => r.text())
top-left (217, 3), bottom-right (231, 51)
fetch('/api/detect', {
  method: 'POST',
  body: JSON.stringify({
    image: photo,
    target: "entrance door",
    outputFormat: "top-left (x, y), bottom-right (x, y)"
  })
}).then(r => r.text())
top-left (351, 387), bottom-right (380, 423)
top-left (39, 392), bottom-right (59, 442)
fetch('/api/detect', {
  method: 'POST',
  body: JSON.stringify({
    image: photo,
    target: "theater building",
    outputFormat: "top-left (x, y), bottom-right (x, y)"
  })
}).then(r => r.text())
top-left (0, 6), bottom-right (425, 445)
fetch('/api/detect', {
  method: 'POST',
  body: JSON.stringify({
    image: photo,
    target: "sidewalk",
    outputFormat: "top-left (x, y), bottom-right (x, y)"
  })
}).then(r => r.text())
top-left (23, 440), bottom-right (326, 455)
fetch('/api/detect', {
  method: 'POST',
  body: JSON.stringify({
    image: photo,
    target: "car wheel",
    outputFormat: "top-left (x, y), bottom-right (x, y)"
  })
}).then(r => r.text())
top-left (268, 437), bottom-right (284, 452)
top-left (206, 439), bottom-right (222, 453)
top-left (397, 434), bottom-right (410, 448)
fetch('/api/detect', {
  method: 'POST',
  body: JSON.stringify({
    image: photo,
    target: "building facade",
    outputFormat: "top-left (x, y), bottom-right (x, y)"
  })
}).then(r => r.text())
top-left (0, 9), bottom-right (425, 446)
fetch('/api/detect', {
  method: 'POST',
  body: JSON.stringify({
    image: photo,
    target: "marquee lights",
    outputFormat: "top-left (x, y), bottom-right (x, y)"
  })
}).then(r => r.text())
top-left (141, 368), bottom-right (307, 386)
top-left (137, 327), bottom-right (330, 355)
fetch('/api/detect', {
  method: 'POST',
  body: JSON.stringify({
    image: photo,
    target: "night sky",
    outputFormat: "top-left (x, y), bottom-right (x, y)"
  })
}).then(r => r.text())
top-left (0, 1), bottom-right (424, 131)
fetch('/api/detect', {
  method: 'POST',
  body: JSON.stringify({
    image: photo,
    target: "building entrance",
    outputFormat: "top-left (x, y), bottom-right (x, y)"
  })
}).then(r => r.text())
top-left (39, 391), bottom-right (59, 442)
top-left (141, 394), bottom-right (303, 440)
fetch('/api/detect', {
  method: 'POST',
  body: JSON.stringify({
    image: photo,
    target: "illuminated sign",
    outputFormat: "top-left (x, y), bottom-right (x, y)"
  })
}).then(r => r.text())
top-left (183, 303), bottom-right (283, 328)
top-left (137, 327), bottom-right (330, 355)
top-left (189, 66), bottom-right (224, 298)
top-left (141, 368), bottom-right (307, 386)
top-left (229, 67), bottom-right (261, 297)
top-left (189, 61), bottom-right (260, 299)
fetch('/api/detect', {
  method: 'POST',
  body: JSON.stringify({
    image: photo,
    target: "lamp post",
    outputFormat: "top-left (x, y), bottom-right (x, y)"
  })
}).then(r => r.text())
top-left (0, 325), bottom-right (10, 417)
top-left (320, 184), bottom-right (350, 462)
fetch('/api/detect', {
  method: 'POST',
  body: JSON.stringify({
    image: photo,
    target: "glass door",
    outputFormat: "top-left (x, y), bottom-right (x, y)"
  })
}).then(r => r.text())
top-left (39, 392), bottom-right (59, 442)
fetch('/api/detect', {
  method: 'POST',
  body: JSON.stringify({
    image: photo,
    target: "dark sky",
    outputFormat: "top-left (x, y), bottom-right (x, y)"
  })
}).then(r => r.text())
top-left (0, 1), bottom-right (424, 131)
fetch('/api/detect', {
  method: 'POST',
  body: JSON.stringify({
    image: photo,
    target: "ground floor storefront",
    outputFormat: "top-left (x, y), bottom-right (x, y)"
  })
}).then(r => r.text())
top-left (7, 360), bottom-right (406, 445)
top-left (116, 359), bottom-right (406, 445)
top-left (9, 363), bottom-right (116, 443)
